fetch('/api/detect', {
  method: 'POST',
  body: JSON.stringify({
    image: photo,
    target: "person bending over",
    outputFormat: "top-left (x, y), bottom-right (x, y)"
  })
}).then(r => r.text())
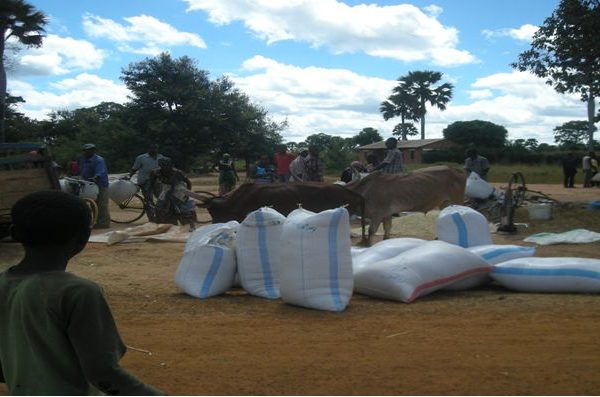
top-left (0, 190), bottom-right (163, 396)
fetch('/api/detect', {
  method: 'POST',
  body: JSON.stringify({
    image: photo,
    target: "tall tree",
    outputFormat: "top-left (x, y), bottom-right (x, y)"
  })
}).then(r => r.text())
top-left (553, 120), bottom-right (593, 148)
top-left (0, 0), bottom-right (47, 142)
top-left (353, 127), bottom-right (382, 147)
top-left (379, 77), bottom-right (420, 140)
top-left (443, 120), bottom-right (508, 148)
top-left (403, 70), bottom-right (453, 140)
top-left (512, 0), bottom-right (600, 151)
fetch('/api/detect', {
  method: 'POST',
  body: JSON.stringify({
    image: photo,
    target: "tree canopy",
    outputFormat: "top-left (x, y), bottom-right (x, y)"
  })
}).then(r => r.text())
top-left (553, 120), bottom-right (595, 148)
top-left (0, 0), bottom-right (47, 142)
top-left (512, 0), bottom-right (600, 150)
top-left (353, 127), bottom-right (382, 147)
top-left (442, 120), bottom-right (508, 148)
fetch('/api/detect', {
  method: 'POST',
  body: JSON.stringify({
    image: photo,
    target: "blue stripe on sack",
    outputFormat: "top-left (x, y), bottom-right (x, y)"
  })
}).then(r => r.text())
top-left (256, 210), bottom-right (277, 298)
top-left (451, 213), bottom-right (469, 248)
top-left (328, 208), bottom-right (344, 311)
top-left (493, 266), bottom-right (600, 279)
top-left (482, 247), bottom-right (534, 260)
top-left (200, 246), bottom-right (223, 298)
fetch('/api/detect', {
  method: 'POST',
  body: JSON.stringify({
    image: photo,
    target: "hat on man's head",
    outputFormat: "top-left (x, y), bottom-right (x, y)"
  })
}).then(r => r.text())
top-left (82, 143), bottom-right (96, 150)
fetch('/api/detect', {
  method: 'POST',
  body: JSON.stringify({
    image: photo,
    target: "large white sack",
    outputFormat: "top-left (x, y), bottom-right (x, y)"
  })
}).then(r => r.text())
top-left (491, 257), bottom-right (600, 293)
top-left (354, 240), bottom-right (491, 303)
top-left (465, 172), bottom-right (496, 199)
top-left (436, 205), bottom-right (492, 248)
top-left (523, 229), bottom-right (600, 246)
top-left (236, 207), bottom-right (286, 299)
top-left (467, 244), bottom-right (536, 265)
top-left (352, 238), bottom-right (426, 274)
top-left (108, 179), bottom-right (139, 203)
top-left (175, 223), bottom-right (238, 299)
top-left (350, 246), bottom-right (368, 258)
top-left (279, 208), bottom-right (354, 312)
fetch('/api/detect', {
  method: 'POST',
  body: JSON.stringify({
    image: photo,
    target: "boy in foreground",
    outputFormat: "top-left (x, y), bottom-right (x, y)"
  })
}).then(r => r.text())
top-left (0, 190), bottom-right (163, 395)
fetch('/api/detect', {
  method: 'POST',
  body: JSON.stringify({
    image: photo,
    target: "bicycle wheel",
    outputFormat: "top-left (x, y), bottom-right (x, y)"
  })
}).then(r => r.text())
top-left (110, 193), bottom-right (146, 224)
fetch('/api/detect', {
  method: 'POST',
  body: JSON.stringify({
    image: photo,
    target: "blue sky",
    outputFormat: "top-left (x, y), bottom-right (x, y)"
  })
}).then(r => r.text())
top-left (7, 0), bottom-right (595, 144)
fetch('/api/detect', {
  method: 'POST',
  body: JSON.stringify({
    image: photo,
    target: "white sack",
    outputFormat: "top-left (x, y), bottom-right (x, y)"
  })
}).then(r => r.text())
top-left (436, 205), bottom-right (492, 248)
top-left (350, 246), bottom-right (368, 258)
top-left (175, 223), bottom-right (239, 299)
top-left (236, 207), bottom-right (285, 299)
top-left (492, 257), bottom-right (600, 293)
top-left (352, 238), bottom-right (425, 274)
top-left (354, 240), bottom-right (491, 303)
top-left (467, 244), bottom-right (536, 265)
top-left (279, 208), bottom-right (354, 311)
top-left (108, 179), bottom-right (139, 203)
top-left (465, 172), bottom-right (496, 199)
top-left (523, 229), bottom-right (600, 246)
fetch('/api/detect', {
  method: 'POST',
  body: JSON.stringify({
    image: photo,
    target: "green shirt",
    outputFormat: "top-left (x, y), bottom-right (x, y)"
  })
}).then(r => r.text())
top-left (0, 269), bottom-right (162, 396)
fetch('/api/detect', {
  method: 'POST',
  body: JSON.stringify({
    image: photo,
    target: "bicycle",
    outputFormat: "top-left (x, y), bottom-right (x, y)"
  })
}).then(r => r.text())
top-left (108, 177), bottom-right (147, 224)
top-left (60, 177), bottom-right (99, 226)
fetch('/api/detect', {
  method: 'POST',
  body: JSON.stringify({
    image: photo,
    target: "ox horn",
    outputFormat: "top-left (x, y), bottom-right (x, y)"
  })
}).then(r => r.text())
top-left (185, 190), bottom-right (216, 202)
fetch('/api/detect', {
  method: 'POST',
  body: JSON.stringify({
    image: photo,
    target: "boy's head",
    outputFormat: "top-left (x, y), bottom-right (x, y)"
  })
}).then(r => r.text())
top-left (11, 190), bottom-right (91, 255)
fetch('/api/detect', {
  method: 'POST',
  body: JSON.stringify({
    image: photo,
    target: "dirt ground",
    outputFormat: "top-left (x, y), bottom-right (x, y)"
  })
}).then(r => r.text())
top-left (1, 178), bottom-right (600, 395)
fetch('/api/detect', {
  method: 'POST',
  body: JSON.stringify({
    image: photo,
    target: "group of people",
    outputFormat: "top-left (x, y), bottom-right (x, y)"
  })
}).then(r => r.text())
top-left (561, 151), bottom-right (598, 188)
top-left (68, 143), bottom-right (197, 230)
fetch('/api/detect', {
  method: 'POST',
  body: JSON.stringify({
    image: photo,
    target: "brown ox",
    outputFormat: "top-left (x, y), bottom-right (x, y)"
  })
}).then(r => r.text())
top-left (188, 182), bottom-right (367, 242)
top-left (346, 165), bottom-right (466, 243)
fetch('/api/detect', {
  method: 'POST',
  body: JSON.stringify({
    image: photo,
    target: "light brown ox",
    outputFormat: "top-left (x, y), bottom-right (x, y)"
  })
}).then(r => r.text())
top-left (346, 165), bottom-right (466, 243)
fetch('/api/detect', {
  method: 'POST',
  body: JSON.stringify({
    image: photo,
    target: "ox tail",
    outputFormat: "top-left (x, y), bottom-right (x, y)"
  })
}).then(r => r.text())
top-left (360, 195), bottom-right (368, 246)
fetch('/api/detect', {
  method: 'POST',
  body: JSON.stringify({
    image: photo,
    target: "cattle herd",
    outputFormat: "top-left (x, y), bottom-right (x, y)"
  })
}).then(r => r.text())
top-left (188, 165), bottom-right (467, 245)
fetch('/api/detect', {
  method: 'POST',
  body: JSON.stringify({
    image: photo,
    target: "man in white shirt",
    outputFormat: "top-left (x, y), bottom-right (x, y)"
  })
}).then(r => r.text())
top-left (128, 144), bottom-right (166, 201)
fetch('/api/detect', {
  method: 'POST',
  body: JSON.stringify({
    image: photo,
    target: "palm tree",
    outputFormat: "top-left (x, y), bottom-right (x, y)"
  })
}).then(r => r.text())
top-left (379, 77), bottom-right (420, 140)
top-left (403, 70), bottom-right (453, 140)
top-left (0, 0), bottom-right (47, 142)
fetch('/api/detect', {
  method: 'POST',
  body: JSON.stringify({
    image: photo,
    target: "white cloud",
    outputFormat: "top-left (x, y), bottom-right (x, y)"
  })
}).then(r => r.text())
top-left (482, 24), bottom-right (538, 42)
top-left (230, 58), bottom-right (592, 144)
top-left (83, 14), bottom-right (206, 55)
top-left (9, 34), bottom-right (106, 76)
top-left (8, 74), bottom-right (130, 119)
top-left (185, 0), bottom-right (476, 66)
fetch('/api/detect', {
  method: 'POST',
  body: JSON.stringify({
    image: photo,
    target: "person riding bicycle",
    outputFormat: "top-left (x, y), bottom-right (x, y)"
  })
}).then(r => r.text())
top-left (80, 144), bottom-right (111, 229)
top-left (127, 144), bottom-right (166, 202)
top-left (148, 158), bottom-right (196, 230)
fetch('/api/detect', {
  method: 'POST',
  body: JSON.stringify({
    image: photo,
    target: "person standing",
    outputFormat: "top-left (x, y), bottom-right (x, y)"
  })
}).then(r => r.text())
top-left (560, 152), bottom-right (578, 188)
top-left (80, 143), bottom-right (110, 229)
top-left (582, 151), bottom-right (595, 188)
top-left (273, 145), bottom-right (296, 182)
top-left (372, 137), bottom-right (405, 174)
top-left (213, 153), bottom-right (239, 195)
top-left (303, 146), bottom-right (324, 182)
top-left (250, 154), bottom-right (276, 184)
top-left (128, 144), bottom-right (166, 202)
top-left (464, 148), bottom-right (490, 181)
top-left (289, 150), bottom-right (308, 181)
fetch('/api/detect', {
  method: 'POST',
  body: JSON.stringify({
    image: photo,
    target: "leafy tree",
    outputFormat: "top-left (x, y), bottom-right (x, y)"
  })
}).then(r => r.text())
top-left (4, 93), bottom-right (39, 142)
top-left (512, 0), bottom-right (600, 151)
top-left (403, 70), bottom-right (453, 140)
top-left (0, 0), bottom-right (47, 142)
top-left (305, 133), bottom-right (333, 153)
top-left (352, 127), bottom-right (382, 147)
top-left (442, 120), bottom-right (508, 148)
top-left (553, 120), bottom-right (594, 148)
top-left (380, 80), bottom-right (420, 140)
top-left (392, 123), bottom-right (418, 140)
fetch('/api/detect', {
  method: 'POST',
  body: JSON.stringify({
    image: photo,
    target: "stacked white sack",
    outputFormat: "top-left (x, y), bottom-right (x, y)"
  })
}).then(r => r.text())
top-left (436, 205), bottom-right (492, 248)
top-left (350, 246), bottom-right (368, 259)
top-left (175, 222), bottom-right (239, 299)
top-left (236, 207), bottom-right (285, 299)
top-left (279, 208), bottom-right (354, 312)
top-left (108, 179), bottom-right (139, 203)
top-left (465, 172), bottom-right (497, 199)
top-left (491, 257), bottom-right (600, 293)
top-left (354, 240), bottom-right (491, 303)
top-left (352, 238), bottom-right (425, 274)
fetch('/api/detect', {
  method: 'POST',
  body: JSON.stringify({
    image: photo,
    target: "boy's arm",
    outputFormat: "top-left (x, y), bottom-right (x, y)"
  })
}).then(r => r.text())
top-left (66, 284), bottom-right (164, 395)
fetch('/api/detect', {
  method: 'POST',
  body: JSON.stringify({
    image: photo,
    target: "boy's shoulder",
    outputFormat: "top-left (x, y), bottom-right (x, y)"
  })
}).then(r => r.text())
top-left (1, 270), bottom-right (103, 297)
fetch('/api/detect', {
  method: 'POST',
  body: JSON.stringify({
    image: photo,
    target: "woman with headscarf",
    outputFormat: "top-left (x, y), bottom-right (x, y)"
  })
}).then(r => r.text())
top-left (213, 153), bottom-right (239, 195)
top-left (148, 158), bottom-right (197, 230)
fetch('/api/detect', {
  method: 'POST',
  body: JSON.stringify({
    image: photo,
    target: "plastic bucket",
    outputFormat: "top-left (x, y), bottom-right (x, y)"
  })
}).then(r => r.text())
top-left (528, 204), bottom-right (552, 220)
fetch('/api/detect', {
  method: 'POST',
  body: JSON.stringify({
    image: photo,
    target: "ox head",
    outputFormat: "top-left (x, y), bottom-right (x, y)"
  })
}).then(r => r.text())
top-left (188, 190), bottom-right (235, 223)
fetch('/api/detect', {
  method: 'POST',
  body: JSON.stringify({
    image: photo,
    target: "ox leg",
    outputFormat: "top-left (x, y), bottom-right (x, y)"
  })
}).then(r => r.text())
top-left (382, 215), bottom-right (393, 240)
top-left (368, 219), bottom-right (381, 245)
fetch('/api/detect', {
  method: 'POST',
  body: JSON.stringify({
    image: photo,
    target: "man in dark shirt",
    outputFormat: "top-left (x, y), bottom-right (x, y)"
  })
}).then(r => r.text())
top-left (560, 152), bottom-right (578, 188)
top-left (0, 191), bottom-right (163, 395)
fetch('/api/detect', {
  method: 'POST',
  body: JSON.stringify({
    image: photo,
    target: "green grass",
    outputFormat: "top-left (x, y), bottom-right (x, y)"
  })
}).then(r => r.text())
top-left (405, 162), bottom-right (565, 184)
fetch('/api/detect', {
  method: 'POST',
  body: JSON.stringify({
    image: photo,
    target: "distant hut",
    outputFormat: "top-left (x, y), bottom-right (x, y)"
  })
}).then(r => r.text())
top-left (357, 138), bottom-right (460, 165)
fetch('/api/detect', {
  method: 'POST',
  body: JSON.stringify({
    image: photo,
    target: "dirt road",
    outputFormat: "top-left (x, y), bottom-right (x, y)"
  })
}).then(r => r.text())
top-left (1, 181), bottom-right (600, 395)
